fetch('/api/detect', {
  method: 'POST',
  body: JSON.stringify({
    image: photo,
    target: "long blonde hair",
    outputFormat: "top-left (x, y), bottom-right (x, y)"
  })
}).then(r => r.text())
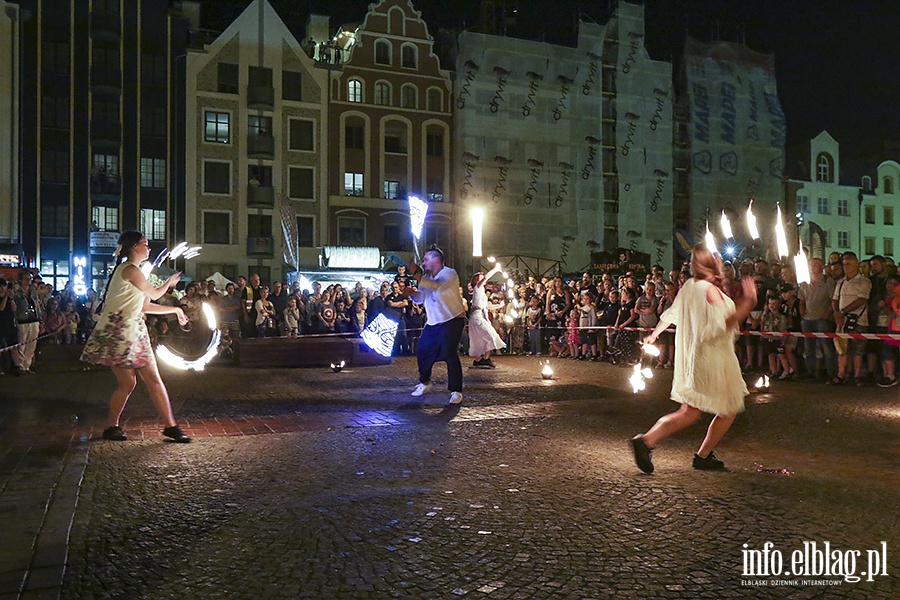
top-left (690, 243), bottom-right (726, 292)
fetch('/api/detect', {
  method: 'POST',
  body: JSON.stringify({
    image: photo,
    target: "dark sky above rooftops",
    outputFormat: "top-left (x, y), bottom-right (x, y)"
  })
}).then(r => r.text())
top-left (202, 0), bottom-right (900, 155)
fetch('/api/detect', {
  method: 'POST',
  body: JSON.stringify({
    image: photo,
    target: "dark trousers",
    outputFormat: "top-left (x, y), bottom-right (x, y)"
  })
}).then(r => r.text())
top-left (417, 316), bottom-right (465, 392)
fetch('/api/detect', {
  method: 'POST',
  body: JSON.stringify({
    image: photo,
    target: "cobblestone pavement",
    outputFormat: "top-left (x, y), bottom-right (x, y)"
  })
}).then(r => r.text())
top-left (1, 353), bottom-right (898, 599)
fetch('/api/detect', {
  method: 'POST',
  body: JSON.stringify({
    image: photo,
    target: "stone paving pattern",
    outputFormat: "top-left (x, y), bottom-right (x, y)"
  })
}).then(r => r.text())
top-left (1, 353), bottom-right (898, 599)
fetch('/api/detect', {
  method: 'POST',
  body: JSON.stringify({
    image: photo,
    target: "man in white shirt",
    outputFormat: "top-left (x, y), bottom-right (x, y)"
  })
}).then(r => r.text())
top-left (404, 248), bottom-right (466, 405)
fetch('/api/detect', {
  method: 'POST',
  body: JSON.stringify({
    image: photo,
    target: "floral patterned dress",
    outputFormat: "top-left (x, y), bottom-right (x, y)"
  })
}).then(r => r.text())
top-left (81, 263), bottom-right (155, 369)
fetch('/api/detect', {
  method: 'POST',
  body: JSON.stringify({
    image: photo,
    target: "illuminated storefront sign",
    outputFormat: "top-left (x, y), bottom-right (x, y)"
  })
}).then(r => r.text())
top-left (73, 256), bottom-right (88, 295)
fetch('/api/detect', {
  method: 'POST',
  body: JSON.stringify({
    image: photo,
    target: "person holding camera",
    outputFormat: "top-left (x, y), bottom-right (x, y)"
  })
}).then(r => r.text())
top-left (828, 252), bottom-right (871, 386)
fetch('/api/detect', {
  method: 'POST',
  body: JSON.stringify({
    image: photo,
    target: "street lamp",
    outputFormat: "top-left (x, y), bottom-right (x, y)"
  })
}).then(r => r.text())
top-left (470, 206), bottom-right (484, 258)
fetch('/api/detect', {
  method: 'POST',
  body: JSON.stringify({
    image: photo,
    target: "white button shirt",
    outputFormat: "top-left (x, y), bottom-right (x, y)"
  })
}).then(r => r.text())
top-left (411, 266), bottom-right (465, 326)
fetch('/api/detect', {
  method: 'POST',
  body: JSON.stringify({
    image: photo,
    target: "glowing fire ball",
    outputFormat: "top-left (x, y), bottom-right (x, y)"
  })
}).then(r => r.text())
top-left (541, 361), bottom-right (553, 380)
top-left (331, 360), bottom-right (346, 373)
top-left (360, 313), bottom-right (399, 358)
top-left (156, 302), bottom-right (222, 371)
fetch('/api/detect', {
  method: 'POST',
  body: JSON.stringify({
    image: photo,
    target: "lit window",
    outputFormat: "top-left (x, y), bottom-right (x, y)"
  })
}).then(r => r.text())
top-left (383, 180), bottom-right (400, 199)
top-left (344, 173), bottom-right (363, 196)
top-left (204, 111), bottom-right (230, 143)
top-left (347, 80), bottom-right (362, 103)
top-left (140, 208), bottom-right (166, 240)
top-left (91, 205), bottom-right (119, 231)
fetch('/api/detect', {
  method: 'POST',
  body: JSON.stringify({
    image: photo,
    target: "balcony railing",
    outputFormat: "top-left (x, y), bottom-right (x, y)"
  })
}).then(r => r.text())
top-left (246, 236), bottom-right (274, 257)
top-left (247, 183), bottom-right (275, 207)
top-left (90, 174), bottom-right (121, 195)
top-left (247, 85), bottom-right (274, 110)
top-left (247, 133), bottom-right (275, 159)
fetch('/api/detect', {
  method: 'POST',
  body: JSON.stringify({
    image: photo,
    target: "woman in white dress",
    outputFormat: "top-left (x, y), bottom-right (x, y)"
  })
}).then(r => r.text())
top-left (81, 231), bottom-right (192, 443)
top-left (468, 264), bottom-right (506, 367)
top-left (630, 243), bottom-right (757, 472)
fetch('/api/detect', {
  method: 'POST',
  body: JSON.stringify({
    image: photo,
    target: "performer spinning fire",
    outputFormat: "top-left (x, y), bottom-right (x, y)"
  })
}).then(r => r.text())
top-left (403, 247), bottom-right (466, 405)
top-left (81, 231), bottom-right (192, 443)
top-left (630, 243), bottom-right (756, 473)
top-left (468, 263), bottom-right (506, 368)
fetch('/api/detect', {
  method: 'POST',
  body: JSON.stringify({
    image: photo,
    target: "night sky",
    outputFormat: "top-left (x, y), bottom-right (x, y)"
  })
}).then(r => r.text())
top-left (201, 0), bottom-right (900, 153)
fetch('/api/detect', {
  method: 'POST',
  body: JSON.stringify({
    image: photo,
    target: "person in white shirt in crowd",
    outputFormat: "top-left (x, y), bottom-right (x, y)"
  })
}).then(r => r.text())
top-left (403, 248), bottom-right (466, 405)
top-left (829, 252), bottom-right (872, 386)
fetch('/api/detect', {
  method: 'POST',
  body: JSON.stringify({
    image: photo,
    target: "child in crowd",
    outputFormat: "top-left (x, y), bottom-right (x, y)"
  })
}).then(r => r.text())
top-left (759, 294), bottom-right (788, 378)
top-left (525, 295), bottom-right (543, 355)
top-left (63, 300), bottom-right (80, 344)
top-left (655, 282), bottom-right (676, 369)
top-left (577, 291), bottom-right (599, 360)
top-left (284, 297), bottom-right (301, 338)
top-left (566, 309), bottom-right (580, 359)
top-left (597, 289), bottom-right (621, 361)
top-left (779, 283), bottom-right (801, 378)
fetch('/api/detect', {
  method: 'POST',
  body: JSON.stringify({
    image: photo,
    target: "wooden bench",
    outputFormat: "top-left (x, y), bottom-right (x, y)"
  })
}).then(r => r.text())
top-left (233, 336), bottom-right (392, 368)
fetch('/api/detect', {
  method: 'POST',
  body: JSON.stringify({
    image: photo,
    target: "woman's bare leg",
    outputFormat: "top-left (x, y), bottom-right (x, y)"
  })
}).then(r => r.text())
top-left (109, 367), bottom-right (137, 427)
top-left (136, 363), bottom-right (177, 428)
top-left (697, 414), bottom-right (736, 458)
top-left (642, 404), bottom-right (702, 447)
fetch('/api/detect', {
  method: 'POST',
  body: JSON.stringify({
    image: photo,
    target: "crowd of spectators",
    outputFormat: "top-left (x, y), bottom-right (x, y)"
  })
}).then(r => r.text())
top-left (1, 251), bottom-right (898, 387)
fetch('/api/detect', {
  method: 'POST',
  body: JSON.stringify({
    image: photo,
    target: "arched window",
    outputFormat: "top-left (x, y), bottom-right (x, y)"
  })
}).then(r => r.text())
top-left (388, 7), bottom-right (404, 35)
top-left (400, 84), bottom-right (417, 109)
top-left (816, 152), bottom-right (833, 183)
top-left (374, 39), bottom-right (391, 66)
top-left (427, 87), bottom-right (443, 112)
top-left (347, 79), bottom-right (363, 103)
top-left (401, 43), bottom-right (417, 69)
top-left (374, 81), bottom-right (391, 106)
top-left (883, 176), bottom-right (894, 194)
top-left (862, 175), bottom-right (872, 191)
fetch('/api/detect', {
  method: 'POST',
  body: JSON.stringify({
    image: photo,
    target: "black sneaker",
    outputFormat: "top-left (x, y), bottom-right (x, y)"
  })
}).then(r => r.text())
top-left (693, 451), bottom-right (725, 470)
top-left (102, 426), bottom-right (128, 441)
top-left (630, 435), bottom-right (654, 474)
top-left (162, 426), bottom-right (192, 443)
top-left (878, 376), bottom-right (898, 388)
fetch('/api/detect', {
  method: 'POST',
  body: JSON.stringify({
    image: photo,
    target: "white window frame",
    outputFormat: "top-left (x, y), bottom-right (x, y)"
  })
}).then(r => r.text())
top-left (374, 39), bottom-right (391, 66)
top-left (400, 43), bottom-right (418, 69)
top-left (288, 166), bottom-right (316, 201)
top-left (201, 209), bottom-right (233, 245)
top-left (92, 205), bottom-right (119, 231)
top-left (140, 208), bottom-right (166, 241)
top-left (344, 172), bottom-right (364, 196)
top-left (426, 87), bottom-right (443, 112)
top-left (816, 197), bottom-right (829, 215)
top-left (796, 195), bottom-right (809, 213)
top-left (140, 157), bottom-right (166, 189)
top-left (837, 231), bottom-right (849, 248)
top-left (203, 109), bottom-right (232, 145)
top-left (202, 159), bottom-right (232, 196)
top-left (374, 81), bottom-right (392, 106)
top-left (865, 204), bottom-right (876, 224)
top-left (864, 237), bottom-right (876, 256)
top-left (288, 117), bottom-right (316, 152)
top-left (837, 198), bottom-right (849, 216)
top-left (347, 79), bottom-right (363, 103)
top-left (400, 84), bottom-right (417, 109)
top-left (383, 180), bottom-right (400, 199)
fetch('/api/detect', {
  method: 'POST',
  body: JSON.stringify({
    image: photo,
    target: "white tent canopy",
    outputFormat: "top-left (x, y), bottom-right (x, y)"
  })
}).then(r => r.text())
top-left (204, 271), bottom-right (236, 290)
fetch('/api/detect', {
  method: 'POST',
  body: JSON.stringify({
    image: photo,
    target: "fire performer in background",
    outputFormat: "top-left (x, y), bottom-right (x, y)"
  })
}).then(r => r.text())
top-left (468, 263), bottom-right (506, 368)
top-left (404, 247), bottom-right (466, 405)
top-left (81, 231), bottom-right (192, 443)
top-left (630, 243), bottom-right (756, 473)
